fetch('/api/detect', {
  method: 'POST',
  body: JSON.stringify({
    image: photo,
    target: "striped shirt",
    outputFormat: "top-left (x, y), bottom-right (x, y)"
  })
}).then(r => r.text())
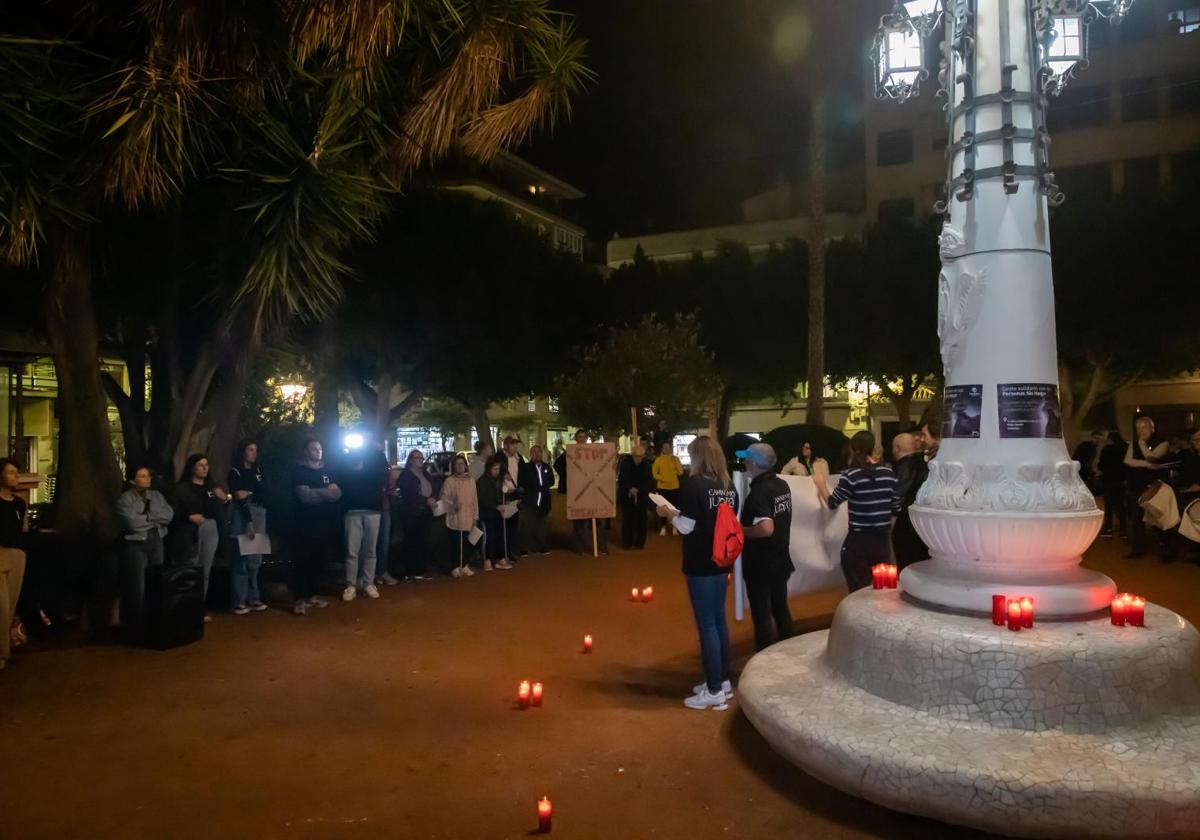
top-left (827, 465), bottom-right (897, 531)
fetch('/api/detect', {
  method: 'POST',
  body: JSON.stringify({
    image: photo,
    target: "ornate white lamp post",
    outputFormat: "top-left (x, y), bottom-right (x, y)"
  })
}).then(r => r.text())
top-left (739, 4), bottom-right (1200, 836)
top-left (870, 0), bottom-right (1144, 616)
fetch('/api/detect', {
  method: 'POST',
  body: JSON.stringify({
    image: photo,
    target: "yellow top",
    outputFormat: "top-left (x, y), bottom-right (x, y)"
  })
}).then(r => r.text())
top-left (652, 455), bottom-right (684, 490)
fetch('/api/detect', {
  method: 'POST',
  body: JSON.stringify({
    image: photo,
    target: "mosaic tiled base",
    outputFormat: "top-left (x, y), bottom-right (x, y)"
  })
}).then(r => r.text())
top-left (740, 591), bottom-right (1200, 838)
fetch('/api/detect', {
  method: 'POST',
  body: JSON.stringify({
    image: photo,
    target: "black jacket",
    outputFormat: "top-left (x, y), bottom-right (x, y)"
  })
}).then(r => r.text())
top-left (521, 461), bottom-right (555, 513)
top-left (1098, 441), bottom-right (1128, 489)
top-left (396, 467), bottom-right (434, 516)
top-left (892, 453), bottom-right (928, 515)
top-left (617, 457), bottom-right (653, 506)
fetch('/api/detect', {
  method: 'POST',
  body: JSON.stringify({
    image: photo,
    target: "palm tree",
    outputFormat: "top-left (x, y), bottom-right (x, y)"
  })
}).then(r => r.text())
top-left (1, 1), bottom-right (590, 536)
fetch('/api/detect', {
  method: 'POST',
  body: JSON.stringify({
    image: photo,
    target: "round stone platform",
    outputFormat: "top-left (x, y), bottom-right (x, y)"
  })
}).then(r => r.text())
top-left (739, 590), bottom-right (1200, 838)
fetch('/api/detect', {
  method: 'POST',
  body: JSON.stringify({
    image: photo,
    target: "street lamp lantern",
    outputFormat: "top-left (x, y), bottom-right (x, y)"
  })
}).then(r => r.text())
top-left (872, 3), bottom-right (932, 102)
top-left (1040, 12), bottom-right (1089, 95)
top-left (904, 0), bottom-right (944, 32)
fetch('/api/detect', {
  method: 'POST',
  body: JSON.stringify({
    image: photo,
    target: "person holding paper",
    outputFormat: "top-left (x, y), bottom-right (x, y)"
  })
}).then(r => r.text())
top-left (397, 449), bottom-right (437, 581)
top-left (440, 455), bottom-right (480, 577)
top-left (656, 436), bottom-right (739, 711)
top-left (227, 439), bottom-right (269, 615)
top-left (739, 444), bottom-right (794, 651)
top-left (477, 456), bottom-right (515, 571)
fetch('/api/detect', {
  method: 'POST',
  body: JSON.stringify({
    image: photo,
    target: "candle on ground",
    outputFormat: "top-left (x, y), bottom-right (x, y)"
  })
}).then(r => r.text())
top-left (537, 796), bottom-right (553, 833)
top-left (992, 595), bottom-right (1007, 627)
top-left (1007, 600), bottom-right (1022, 631)
top-left (1019, 597), bottom-right (1034, 629)
top-left (631, 587), bottom-right (641, 602)
top-left (531, 682), bottom-right (543, 706)
top-left (1111, 595), bottom-right (1128, 626)
top-left (518, 680), bottom-right (531, 708)
top-left (583, 634), bottom-right (593, 653)
top-left (1129, 596), bottom-right (1146, 627)
top-left (885, 564), bottom-right (899, 589)
top-left (641, 586), bottom-right (654, 602)
top-left (872, 565), bottom-right (884, 590)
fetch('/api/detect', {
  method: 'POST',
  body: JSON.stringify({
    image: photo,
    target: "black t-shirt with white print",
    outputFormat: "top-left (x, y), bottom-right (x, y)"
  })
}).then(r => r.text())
top-left (740, 472), bottom-right (792, 573)
top-left (678, 474), bottom-right (740, 577)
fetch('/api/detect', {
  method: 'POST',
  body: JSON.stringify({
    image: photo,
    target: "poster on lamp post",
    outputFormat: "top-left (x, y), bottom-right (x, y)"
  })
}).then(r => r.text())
top-left (942, 384), bottom-right (983, 439)
top-left (565, 442), bottom-right (617, 520)
top-left (997, 383), bottom-right (1063, 439)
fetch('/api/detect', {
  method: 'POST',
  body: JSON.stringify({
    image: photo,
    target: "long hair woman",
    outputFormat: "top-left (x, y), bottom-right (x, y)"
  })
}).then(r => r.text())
top-left (171, 453), bottom-right (228, 618)
top-left (439, 454), bottom-right (480, 577)
top-left (656, 435), bottom-right (739, 711)
top-left (476, 455), bottom-right (514, 572)
top-left (227, 439), bottom-right (269, 614)
top-left (396, 449), bottom-right (437, 581)
top-left (819, 431), bottom-right (896, 592)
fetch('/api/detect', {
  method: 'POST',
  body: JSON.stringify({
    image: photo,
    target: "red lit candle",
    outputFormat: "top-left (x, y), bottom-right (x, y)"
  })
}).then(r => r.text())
top-left (518, 680), bottom-right (531, 708)
top-left (1129, 596), bottom-right (1146, 627)
top-left (631, 587), bottom-right (641, 602)
top-left (583, 634), bottom-right (593, 653)
top-left (992, 595), bottom-right (1007, 626)
top-left (1111, 595), bottom-right (1128, 626)
top-left (531, 682), bottom-right (543, 706)
top-left (1019, 597), bottom-right (1034, 629)
top-left (885, 564), bottom-right (898, 589)
top-left (537, 796), bottom-right (553, 833)
top-left (872, 565), bottom-right (884, 590)
top-left (642, 586), bottom-right (654, 602)
top-left (1007, 600), bottom-right (1022, 631)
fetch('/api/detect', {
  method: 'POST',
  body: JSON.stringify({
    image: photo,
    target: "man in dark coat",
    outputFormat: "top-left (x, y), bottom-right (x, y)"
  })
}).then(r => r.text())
top-left (520, 445), bottom-right (555, 555)
top-left (891, 432), bottom-right (930, 570)
top-left (617, 445), bottom-right (653, 549)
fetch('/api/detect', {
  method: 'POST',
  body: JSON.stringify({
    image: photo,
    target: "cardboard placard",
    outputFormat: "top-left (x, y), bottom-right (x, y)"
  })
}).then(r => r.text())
top-left (565, 442), bottom-right (617, 520)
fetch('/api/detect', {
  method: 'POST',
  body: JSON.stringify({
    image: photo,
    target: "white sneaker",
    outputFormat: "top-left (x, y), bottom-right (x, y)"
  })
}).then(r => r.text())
top-left (692, 680), bottom-right (734, 699)
top-left (684, 688), bottom-right (728, 711)
top-left (450, 567), bottom-right (462, 578)
top-left (293, 600), bottom-right (307, 616)
top-left (496, 559), bottom-right (514, 570)
top-left (307, 596), bottom-right (329, 608)
top-left (484, 560), bottom-right (494, 572)
top-left (342, 586), bottom-right (356, 602)
top-left (461, 565), bottom-right (475, 577)
top-left (659, 527), bottom-right (667, 537)
top-left (364, 584), bottom-right (381, 599)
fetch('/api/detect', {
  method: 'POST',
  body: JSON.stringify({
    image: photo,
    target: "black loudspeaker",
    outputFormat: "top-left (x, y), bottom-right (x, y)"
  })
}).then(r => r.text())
top-left (144, 565), bottom-right (205, 649)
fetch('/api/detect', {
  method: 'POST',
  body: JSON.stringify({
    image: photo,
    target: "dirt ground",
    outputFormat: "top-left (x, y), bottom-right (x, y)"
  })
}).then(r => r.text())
top-left (3, 511), bottom-right (1198, 840)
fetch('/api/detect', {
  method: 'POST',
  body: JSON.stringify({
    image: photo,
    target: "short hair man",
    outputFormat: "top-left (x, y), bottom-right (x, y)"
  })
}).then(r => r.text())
top-left (739, 443), bottom-right (794, 651)
top-left (918, 419), bottom-right (941, 461)
top-left (890, 432), bottom-right (930, 570)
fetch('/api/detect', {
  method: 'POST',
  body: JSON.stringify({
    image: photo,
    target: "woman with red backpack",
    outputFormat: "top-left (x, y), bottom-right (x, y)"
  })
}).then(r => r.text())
top-left (657, 435), bottom-right (740, 711)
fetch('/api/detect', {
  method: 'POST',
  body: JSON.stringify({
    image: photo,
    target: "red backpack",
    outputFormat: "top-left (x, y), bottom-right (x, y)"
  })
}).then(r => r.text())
top-left (712, 502), bottom-right (744, 567)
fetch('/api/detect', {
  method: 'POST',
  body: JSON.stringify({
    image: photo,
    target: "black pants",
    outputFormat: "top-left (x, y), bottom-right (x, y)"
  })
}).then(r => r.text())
top-left (505, 510), bottom-right (522, 557)
top-left (744, 561), bottom-right (794, 651)
top-left (656, 488), bottom-right (679, 529)
top-left (620, 498), bottom-right (647, 548)
top-left (891, 513), bottom-right (929, 571)
top-left (572, 518), bottom-right (607, 554)
top-left (523, 508), bottom-right (549, 553)
top-left (401, 513), bottom-right (432, 576)
top-left (481, 510), bottom-right (505, 560)
top-left (1125, 488), bottom-right (1148, 554)
top-left (292, 531), bottom-right (337, 600)
top-left (840, 530), bottom-right (893, 593)
top-left (1102, 483), bottom-right (1126, 535)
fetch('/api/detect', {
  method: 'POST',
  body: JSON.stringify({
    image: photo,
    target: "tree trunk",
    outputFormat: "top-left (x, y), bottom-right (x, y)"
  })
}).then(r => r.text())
top-left (313, 317), bottom-right (341, 445)
top-left (714, 384), bottom-right (735, 441)
top-left (372, 371), bottom-right (394, 447)
top-left (43, 231), bottom-right (122, 540)
top-left (805, 94), bottom-right (828, 427)
top-left (167, 335), bottom-right (223, 481)
top-left (205, 321), bottom-right (264, 483)
top-left (101, 370), bottom-right (148, 470)
top-left (472, 403), bottom-right (493, 450)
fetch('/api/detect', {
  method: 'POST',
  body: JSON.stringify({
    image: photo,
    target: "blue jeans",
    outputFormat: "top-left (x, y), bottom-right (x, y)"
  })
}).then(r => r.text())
top-left (686, 574), bottom-right (730, 693)
top-left (229, 503), bottom-right (265, 607)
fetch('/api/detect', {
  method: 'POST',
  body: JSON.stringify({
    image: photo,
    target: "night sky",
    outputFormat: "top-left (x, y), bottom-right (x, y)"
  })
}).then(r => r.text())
top-left (524, 0), bottom-right (878, 240)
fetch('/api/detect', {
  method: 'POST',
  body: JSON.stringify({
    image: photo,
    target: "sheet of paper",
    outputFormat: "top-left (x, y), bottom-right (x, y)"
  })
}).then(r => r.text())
top-left (237, 532), bottom-right (272, 555)
top-left (500, 501), bottom-right (520, 520)
top-left (648, 492), bottom-right (680, 515)
top-left (468, 526), bottom-right (484, 545)
top-left (432, 499), bottom-right (450, 517)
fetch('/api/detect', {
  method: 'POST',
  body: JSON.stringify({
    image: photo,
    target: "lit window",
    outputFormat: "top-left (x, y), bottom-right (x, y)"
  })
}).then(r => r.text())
top-left (1169, 8), bottom-right (1200, 33)
top-left (527, 397), bottom-right (537, 413)
top-left (548, 397), bottom-right (560, 413)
